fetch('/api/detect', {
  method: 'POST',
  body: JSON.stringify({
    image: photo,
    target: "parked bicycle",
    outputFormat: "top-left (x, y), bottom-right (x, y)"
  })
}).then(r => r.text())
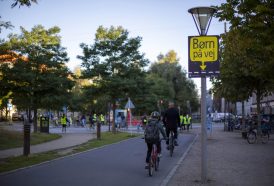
top-left (247, 123), bottom-right (270, 144)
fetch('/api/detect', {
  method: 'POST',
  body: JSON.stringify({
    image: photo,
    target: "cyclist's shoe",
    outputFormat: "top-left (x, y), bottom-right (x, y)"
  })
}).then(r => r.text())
top-left (145, 163), bottom-right (149, 169)
top-left (166, 146), bottom-right (170, 150)
top-left (174, 140), bottom-right (179, 146)
top-left (158, 153), bottom-right (162, 158)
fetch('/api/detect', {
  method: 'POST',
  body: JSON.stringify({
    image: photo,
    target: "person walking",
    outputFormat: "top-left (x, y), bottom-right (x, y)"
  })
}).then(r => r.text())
top-left (141, 114), bottom-right (148, 129)
top-left (180, 113), bottom-right (184, 131)
top-left (99, 114), bottom-right (105, 125)
top-left (93, 113), bottom-right (97, 128)
top-left (185, 114), bottom-right (191, 131)
top-left (60, 114), bottom-right (67, 133)
top-left (163, 101), bottom-right (180, 146)
top-left (81, 114), bottom-right (86, 127)
top-left (89, 113), bottom-right (95, 129)
top-left (182, 115), bottom-right (187, 130)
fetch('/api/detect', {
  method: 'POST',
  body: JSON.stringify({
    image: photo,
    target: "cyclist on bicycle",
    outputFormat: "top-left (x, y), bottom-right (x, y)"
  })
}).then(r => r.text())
top-left (163, 101), bottom-right (180, 147)
top-left (144, 111), bottom-right (167, 169)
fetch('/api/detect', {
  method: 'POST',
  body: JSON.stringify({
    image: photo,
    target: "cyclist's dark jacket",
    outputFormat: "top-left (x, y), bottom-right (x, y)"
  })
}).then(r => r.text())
top-left (163, 107), bottom-right (180, 129)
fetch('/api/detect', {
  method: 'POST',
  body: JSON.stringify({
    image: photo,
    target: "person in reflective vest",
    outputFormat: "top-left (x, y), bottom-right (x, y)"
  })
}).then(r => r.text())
top-left (93, 114), bottom-right (97, 124)
top-left (99, 114), bottom-right (105, 125)
top-left (180, 114), bottom-right (184, 130)
top-left (60, 114), bottom-right (67, 133)
top-left (142, 114), bottom-right (148, 129)
top-left (185, 114), bottom-right (191, 131)
top-left (182, 115), bottom-right (187, 130)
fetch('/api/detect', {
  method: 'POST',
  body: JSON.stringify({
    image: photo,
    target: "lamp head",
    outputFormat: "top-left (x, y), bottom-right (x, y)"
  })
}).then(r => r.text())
top-left (188, 6), bottom-right (217, 35)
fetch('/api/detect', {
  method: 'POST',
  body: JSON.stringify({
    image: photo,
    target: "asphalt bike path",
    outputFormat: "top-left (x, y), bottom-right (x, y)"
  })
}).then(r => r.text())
top-left (0, 133), bottom-right (195, 186)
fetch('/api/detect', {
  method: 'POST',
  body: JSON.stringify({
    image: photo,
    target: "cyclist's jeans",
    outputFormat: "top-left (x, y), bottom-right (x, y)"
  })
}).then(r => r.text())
top-left (146, 142), bottom-right (161, 163)
top-left (166, 127), bottom-right (178, 143)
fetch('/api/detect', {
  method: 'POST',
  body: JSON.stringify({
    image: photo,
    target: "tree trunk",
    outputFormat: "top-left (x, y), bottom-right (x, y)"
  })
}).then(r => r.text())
top-left (112, 100), bottom-right (116, 134)
top-left (5, 107), bottom-right (8, 120)
top-left (33, 108), bottom-right (38, 133)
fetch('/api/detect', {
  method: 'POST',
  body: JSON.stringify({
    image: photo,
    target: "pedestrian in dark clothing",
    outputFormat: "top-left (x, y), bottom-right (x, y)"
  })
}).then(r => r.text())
top-left (163, 101), bottom-right (180, 146)
top-left (81, 114), bottom-right (86, 127)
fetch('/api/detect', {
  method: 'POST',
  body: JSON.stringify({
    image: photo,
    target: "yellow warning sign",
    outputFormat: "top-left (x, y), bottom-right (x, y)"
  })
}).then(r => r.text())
top-left (189, 36), bottom-right (219, 70)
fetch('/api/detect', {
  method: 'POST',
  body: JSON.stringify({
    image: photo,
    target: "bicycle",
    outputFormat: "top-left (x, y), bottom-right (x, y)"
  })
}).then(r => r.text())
top-left (148, 140), bottom-right (162, 177)
top-left (168, 131), bottom-right (175, 157)
top-left (247, 123), bottom-right (270, 144)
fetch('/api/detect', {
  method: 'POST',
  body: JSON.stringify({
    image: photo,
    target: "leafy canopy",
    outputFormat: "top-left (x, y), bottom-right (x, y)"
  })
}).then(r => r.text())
top-left (78, 25), bottom-right (149, 112)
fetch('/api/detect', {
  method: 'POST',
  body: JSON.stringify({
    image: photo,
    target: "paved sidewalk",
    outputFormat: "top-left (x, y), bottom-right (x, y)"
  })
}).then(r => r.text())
top-left (0, 133), bottom-right (95, 159)
top-left (167, 125), bottom-right (274, 186)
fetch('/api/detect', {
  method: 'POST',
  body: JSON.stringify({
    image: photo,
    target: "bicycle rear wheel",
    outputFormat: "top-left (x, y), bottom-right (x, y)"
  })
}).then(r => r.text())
top-left (154, 156), bottom-right (159, 171)
top-left (169, 135), bottom-right (174, 157)
top-left (247, 131), bottom-right (256, 144)
top-left (156, 157), bottom-right (160, 171)
top-left (148, 157), bottom-right (153, 176)
top-left (261, 132), bottom-right (269, 144)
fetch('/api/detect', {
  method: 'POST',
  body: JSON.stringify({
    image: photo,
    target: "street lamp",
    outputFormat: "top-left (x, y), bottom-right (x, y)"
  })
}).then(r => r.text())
top-left (188, 7), bottom-right (217, 36)
top-left (188, 6), bottom-right (217, 184)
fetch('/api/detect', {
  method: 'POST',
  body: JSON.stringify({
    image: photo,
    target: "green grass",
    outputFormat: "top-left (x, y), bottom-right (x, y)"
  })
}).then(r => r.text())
top-left (0, 131), bottom-right (139, 173)
top-left (72, 132), bottom-right (137, 153)
top-left (0, 129), bottom-right (61, 150)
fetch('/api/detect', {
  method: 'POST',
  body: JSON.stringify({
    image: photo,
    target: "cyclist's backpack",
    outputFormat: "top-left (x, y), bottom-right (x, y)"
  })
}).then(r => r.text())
top-left (144, 120), bottom-right (160, 143)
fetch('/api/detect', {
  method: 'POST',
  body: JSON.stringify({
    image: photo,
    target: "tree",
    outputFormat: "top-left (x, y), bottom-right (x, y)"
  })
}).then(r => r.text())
top-left (0, 0), bottom-right (38, 33)
top-left (0, 25), bottom-right (74, 132)
top-left (211, 29), bottom-right (252, 105)
top-left (141, 73), bottom-right (172, 114)
top-left (68, 66), bottom-right (88, 113)
top-left (78, 25), bottom-right (149, 132)
top-left (215, 0), bottom-right (274, 134)
top-left (11, 0), bottom-right (38, 8)
top-left (149, 51), bottom-right (199, 114)
top-left (0, 17), bottom-right (14, 33)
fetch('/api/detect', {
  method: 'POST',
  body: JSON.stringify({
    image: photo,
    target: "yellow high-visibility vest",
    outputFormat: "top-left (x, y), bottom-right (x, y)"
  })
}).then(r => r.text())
top-left (187, 116), bottom-right (192, 124)
top-left (100, 115), bottom-right (105, 122)
top-left (183, 116), bottom-right (187, 124)
top-left (61, 116), bottom-right (67, 125)
top-left (180, 115), bottom-right (183, 123)
top-left (93, 114), bottom-right (97, 121)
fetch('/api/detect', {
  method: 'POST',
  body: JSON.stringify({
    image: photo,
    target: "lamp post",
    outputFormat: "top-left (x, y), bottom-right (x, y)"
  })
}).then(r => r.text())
top-left (188, 6), bottom-right (217, 184)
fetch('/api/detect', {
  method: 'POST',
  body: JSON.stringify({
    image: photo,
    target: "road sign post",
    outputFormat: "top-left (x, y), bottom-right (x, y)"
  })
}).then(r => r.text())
top-left (125, 98), bottom-right (135, 135)
top-left (188, 6), bottom-right (217, 184)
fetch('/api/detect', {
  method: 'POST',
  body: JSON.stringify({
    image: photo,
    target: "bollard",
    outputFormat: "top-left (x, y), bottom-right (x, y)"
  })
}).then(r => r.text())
top-left (40, 116), bottom-right (49, 133)
top-left (97, 122), bottom-right (101, 140)
top-left (23, 117), bottom-right (31, 156)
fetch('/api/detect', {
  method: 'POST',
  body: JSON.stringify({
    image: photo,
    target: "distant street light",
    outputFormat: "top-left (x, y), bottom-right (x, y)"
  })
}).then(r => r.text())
top-left (188, 6), bottom-right (217, 184)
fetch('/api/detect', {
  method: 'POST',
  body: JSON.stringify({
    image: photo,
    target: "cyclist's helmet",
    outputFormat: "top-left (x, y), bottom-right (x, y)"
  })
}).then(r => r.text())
top-left (151, 111), bottom-right (160, 119)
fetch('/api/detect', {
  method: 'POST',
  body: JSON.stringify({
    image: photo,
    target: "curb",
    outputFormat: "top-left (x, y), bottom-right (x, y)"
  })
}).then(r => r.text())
top-left (160, 134), bottom-right (199, 186)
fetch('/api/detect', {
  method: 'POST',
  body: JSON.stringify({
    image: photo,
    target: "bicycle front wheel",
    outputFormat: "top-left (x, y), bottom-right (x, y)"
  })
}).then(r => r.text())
top-left (148, 158), bottom-right (153, 176)
top-left (261, 132), bottom-right (269, 144)
top-left (247, 131), bottom-right (256, 144)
